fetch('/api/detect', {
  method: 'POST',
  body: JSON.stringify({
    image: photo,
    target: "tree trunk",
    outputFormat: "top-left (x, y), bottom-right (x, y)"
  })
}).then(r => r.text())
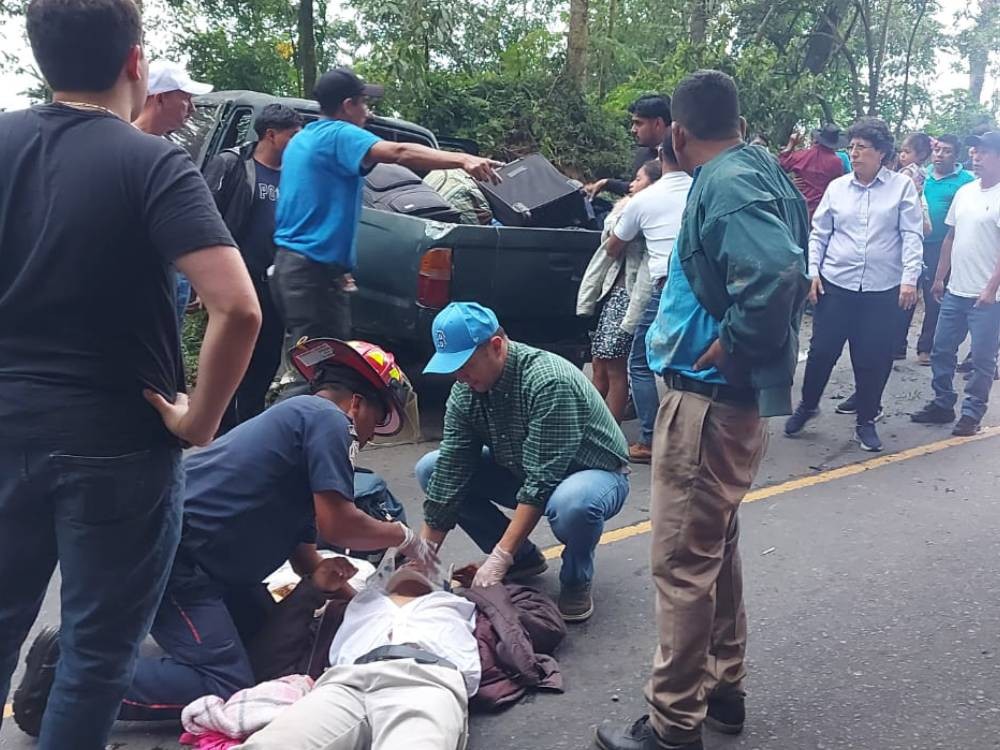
top-left (803, 0), bottom-right (853, 74)
top-left (297, 0), bottom-right (317, 98)
top-left (895, 0), bottom-right (929, 136)
top-left (597, 0), bottom-right (618, 99)
top-left (689, 0), bottom-right (708, 43)
top-left (968, 0), bottom-right (997, 103)
top-left (567, 0), bottom-right (589, 87)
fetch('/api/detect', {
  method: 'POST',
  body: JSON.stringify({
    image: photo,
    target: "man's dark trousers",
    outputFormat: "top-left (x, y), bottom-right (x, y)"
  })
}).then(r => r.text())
top-left (0, 445), bottom-right (183, 749)
top-left (272, 248), bottom-right (352, 371)
top-left (930, 291), bottom-right (1000, 422)
top-left (220, 277), bottom-right (284, 433)
top-left (801, 278), bottom-right (898, 422)
top-left (896, 241), bottom-right (943, 356)
top-left (118, 550), bottom-right (258, 721)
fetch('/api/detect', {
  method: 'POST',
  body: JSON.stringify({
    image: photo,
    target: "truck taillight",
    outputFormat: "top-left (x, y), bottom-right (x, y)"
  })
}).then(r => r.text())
top-left (417, 247), bottom-right (452, 309)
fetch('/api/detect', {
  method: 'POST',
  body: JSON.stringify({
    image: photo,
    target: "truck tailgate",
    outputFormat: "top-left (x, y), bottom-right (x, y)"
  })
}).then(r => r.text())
top-left (452, 224), bottom-right (600, 347)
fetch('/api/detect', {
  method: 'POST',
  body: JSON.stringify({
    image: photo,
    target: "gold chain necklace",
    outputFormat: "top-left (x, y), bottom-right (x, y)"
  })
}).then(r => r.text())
top-left (55, 100), bottom-right (122, 120)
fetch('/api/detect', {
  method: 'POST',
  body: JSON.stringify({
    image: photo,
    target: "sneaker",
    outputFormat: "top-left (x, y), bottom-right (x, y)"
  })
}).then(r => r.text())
top-left (952, 415), bottom-right (982, 437)
top-left (629, 443), bottom-right (653, 464)
top-left (12, 627), bottom-right (60, 738)
top-left (595, 715), bottom-right (703, 750)
top-left (784, 404), bottom-right (819, 436)
top-left (506, 548), bottom-right (549, 581)
top-left (834, 394), bottom-right (857, 414)
top-left (856, 421), bottom-right (883, 452)
top-left (917, 352), bottom-right (931, 366)
top-left (910, 402), bottom-right (956, 424)
top-left (957, 357), bottom-right (973, 373)
top-left (706, 691), bottom-right (745, 735)
top-left (558, 583), bottom-right (594, 622)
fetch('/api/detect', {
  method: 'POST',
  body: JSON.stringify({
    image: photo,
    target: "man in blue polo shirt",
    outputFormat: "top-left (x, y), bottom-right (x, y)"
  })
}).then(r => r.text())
top-left (272, 66), bottom-right (501, 355)
top-left (917, 134), bottom-right (976, 362)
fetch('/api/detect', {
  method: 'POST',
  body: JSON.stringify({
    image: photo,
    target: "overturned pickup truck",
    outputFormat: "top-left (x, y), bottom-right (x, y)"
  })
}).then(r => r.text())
top-left (174, 90), bottom-right (601, 370)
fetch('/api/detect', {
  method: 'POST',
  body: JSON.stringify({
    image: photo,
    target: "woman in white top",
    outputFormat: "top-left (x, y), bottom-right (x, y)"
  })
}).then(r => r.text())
top-left (577, 160), bottom-right (661, 421)
top-left (785, 117), bottom-right (923, 452)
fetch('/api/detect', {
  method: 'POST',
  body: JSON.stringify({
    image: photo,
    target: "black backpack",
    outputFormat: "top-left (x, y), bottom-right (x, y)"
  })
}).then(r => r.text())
top-left (363, 164), bottom-right (463, 223)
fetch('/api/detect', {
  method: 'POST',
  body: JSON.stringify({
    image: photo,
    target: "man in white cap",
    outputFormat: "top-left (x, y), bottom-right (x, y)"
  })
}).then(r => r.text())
top-left (133, 59), bottom-right (212, 137)
top-left (133, 61), bottom-right (214, 325)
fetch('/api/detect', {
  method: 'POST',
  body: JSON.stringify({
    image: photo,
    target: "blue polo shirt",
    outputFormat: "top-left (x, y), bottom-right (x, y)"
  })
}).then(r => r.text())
top-left (646, 248), bottom-right (726, 384)
top-left (179, 396), bottom-right (356, 587)
top-left (923, 164), bottom-right (975, 245)
top-left (275, 119), bottom-right (381, 269)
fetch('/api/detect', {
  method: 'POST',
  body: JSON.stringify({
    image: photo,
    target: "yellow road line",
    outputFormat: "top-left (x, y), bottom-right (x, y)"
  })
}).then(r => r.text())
top-left (541, 425), bottom-right (1000, 560)
top-left (6, 427), bottom-right (998, 719)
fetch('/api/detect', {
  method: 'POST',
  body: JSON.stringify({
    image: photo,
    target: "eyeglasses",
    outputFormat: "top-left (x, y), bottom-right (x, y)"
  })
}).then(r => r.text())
top-left (846, 143), bottom-right (875, 154)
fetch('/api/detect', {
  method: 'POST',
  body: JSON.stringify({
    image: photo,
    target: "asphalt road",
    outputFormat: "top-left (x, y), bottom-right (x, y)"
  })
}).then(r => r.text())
top-left (4, 324), bottom-right (1000, 750)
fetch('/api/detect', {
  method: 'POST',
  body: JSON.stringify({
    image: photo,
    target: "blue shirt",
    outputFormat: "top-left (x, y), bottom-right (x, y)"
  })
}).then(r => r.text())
top-left (923, 164), bottom-right (976, 246)
top-left (646, 247), bottom-right (725, 384)
top-left (180, 396), bottom-right (356, 587)
top-left (808, 167), bottom-right (924, 291)
top-left (275, 119), bottom-right (381, 268)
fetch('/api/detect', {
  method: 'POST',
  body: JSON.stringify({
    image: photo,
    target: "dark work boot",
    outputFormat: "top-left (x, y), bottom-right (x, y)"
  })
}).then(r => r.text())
top-left (952, 415), bottom-right (982, 437)
top-left (595, 715), bottom-right (703, 750)
top-left (910, 402), bottom-right (956, 424)
top-left (506, 546), bottom-right (549, 581)
top-left (12, 627), bottom-right (60, 738)
top-left (706, 691), bottom-right (745, 735)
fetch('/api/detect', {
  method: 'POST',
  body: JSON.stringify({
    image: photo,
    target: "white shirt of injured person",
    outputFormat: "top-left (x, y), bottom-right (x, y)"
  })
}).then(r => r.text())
top-left (329, 563), bottom-right (482, 696)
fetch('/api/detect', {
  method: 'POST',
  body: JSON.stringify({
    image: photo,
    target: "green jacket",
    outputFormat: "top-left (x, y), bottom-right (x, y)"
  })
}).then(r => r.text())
top-left (677, 144), bottom-right (810, 417)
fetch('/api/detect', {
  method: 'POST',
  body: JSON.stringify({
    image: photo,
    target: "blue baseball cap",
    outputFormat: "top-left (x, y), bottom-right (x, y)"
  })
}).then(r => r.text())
top-left (423, 302), bottom-right (500, 375)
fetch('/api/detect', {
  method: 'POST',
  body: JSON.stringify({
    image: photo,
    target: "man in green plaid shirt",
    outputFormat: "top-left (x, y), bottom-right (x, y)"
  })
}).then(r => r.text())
top-left (414, 302), bottom-right (630, 622)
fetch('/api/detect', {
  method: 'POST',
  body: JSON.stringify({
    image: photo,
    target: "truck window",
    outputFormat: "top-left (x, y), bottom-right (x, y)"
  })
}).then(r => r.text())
top-left (219, 107), bottom-right (255, 150)
top-left (170, 103), bottom-right (221, 159)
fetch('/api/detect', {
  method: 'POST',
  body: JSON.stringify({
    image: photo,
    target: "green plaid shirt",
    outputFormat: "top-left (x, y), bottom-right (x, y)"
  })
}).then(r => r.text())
top-left (423, 342), bottom-right (629, 531)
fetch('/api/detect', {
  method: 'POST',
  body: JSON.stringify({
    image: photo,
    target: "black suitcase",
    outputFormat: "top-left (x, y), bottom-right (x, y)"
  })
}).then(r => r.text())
top-left (477, 154), bottom-right (596, 229)
top-left (363, 164), bottom-right (462, 223)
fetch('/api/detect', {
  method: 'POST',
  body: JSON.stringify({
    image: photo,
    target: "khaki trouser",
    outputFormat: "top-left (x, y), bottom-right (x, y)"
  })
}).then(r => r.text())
top-left (234, 659), bottom-right (469, 750)
top-left (644, 389), bottom-right (767, 744)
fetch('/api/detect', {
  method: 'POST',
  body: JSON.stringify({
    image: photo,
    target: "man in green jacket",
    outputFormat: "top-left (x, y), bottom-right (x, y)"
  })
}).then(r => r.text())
top-left (597, 70), bottom-right (809, 750)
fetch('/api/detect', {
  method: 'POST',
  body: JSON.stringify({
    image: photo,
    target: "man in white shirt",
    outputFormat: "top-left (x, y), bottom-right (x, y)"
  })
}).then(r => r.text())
top-left (234, 564), bottom-right (479, 750)
top-left (912, 132), bottom-right (1000, 436)
top-left (607, 134), bottom-right (693, 463)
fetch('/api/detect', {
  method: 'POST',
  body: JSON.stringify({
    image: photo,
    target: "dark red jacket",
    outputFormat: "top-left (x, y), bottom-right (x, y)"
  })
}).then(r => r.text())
top-left (463, 583), bottom-right (566, 712)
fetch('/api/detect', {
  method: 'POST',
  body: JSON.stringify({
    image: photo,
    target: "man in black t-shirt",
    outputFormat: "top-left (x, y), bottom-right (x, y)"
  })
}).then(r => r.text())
top-left (0, 2), bottom-right (261, 748)
top-left (205, 104), bottom-right (304, 432)
top-left (584, 94), bottom-right (671, 198)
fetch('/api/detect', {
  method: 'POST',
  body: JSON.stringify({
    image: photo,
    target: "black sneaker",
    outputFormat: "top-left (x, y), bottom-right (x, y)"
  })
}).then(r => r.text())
top-left (595, 715), bottom-right (703, 750)
top-left (952, 415), bottom-right (982, 437)
top-left (957, 357), bottom-right (973, 373)
top-left (705, 692), bottom-right (745, 735)
top-left (856, 421), bottom-right (883, 452)
top-left (506, 548), bottom-right (548, 581)
top-left (835, 393), bottom-right (858, 414)
top-left (910, 402), bottom-right (956, 424)
top-left (784, 404), bottom-right (819, 436)
top-left (12, 627), bottom-right (60, 738)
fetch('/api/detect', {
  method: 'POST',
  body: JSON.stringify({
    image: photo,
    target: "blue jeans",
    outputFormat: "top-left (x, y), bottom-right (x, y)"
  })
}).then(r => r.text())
top-left (0, 445), bottom-right (183, 750)
top-left (629, 281), bottom-right (664, 447)
top-left (175, 272), bottom-right (192, 331)
top-left (931, 291), bottom-right (1000, 422)
top-left (415, 449), bottom-right (629, 588)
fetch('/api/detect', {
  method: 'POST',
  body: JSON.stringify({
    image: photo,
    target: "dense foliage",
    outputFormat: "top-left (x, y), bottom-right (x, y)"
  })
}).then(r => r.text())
top-left (4, 0), bottom-right (998, 178)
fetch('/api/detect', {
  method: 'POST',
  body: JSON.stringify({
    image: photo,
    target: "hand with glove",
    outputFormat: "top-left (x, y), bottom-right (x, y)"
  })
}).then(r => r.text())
top-left (397, 522), bottom-right (441, 578)
top-left (471, 545), bottom-right (514, 588)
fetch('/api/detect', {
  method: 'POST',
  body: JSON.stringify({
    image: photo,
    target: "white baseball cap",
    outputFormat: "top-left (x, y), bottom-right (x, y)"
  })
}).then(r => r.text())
top-left (147, 61), bottom-right (213, 96)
